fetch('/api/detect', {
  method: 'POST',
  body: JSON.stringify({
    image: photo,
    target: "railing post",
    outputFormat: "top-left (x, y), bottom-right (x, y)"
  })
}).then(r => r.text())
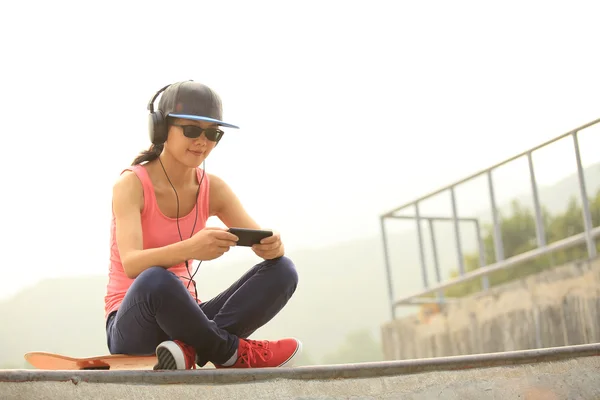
top-left (528, 152), bottom-right (547, 247)
top-left (474, 219), bottom-right (489, 290)
top-left (488, 169), bottom-right (505, 264)
top-left (428, 219), bottom-right (444, 302)
top-left (415, 202), bottom-right (429, 289)
top-left (450, 186), bottom-right (465, 276)
top-left (572, 131), bottom-right (597, 259)
top-left (380, 216), bottom-right (396, 319)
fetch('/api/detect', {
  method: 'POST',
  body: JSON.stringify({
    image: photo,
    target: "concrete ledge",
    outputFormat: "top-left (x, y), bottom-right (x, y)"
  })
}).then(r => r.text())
top-left (2, 342), bottom-right (599, 385)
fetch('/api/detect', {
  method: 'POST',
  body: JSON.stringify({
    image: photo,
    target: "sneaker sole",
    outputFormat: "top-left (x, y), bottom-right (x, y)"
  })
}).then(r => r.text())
top-left (154, 341), bottom-right (186, 370)
top-left (277, 338), bottom-right (303, 368)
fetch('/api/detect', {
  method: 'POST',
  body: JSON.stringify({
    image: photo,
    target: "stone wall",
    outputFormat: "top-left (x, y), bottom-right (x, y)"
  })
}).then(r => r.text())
top-left (381, 257), bottom-right (600, 360)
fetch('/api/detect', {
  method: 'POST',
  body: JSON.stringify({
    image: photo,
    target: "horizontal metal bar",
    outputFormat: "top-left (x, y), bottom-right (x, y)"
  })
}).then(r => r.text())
top-left (381, 117), bottom-right (600, 217)
top-left (392, 225), bottom-right (600, 307)
top-left (386, 215), bottom-right (479, 223)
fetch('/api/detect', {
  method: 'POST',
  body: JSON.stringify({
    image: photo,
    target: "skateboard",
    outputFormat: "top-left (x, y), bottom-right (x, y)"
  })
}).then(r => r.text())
top-left (24, 351), bottom-right (157, 370)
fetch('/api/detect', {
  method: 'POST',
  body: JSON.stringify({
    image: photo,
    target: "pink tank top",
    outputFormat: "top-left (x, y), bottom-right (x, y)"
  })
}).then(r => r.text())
top-left (104, 164), bottom-right (210, 319)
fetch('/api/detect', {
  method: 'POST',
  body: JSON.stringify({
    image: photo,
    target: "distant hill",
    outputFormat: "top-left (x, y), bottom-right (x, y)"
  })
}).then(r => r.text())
top-left (1, 162), bottom-right (599, 369)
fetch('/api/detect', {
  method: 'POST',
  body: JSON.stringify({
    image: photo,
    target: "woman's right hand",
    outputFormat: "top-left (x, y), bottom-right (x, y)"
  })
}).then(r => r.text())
top-left (186, 227), bottom-right (239, 261)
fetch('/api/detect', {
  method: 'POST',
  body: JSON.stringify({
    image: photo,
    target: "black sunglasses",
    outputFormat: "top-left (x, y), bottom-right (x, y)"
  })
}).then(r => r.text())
top-left (173, 124), bottom-right (224, 142)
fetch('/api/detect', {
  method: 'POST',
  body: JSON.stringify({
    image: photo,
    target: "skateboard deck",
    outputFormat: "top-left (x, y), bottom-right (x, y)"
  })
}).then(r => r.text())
top-left (24, 351), bottom-right (157, 370)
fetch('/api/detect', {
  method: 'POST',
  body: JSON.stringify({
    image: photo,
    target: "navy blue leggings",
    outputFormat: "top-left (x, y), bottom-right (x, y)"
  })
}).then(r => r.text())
top-left (105, 256), bottom-right (298, 366)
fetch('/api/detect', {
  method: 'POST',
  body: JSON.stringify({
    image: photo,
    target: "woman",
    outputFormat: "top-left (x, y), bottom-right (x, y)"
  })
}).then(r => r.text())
top-left (104, 80), bottom-right (301, 370)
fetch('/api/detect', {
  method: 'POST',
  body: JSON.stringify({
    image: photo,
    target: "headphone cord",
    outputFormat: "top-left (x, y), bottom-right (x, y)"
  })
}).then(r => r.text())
top-left (158, 156), bottom-right (205, 304)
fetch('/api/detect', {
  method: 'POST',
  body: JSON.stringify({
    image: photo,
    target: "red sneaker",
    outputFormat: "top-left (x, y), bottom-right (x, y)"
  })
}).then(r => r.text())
top-left (216, 338), bottom-right (302, 369)
top-left (154, 340), bottom-right (197, 370)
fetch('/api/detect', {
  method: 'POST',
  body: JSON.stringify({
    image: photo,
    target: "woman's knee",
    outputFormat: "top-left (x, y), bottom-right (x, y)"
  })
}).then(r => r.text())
top-left (133, 266), bottom-right (179, 293)
top-left (270, 256), bottom-right (299, 289)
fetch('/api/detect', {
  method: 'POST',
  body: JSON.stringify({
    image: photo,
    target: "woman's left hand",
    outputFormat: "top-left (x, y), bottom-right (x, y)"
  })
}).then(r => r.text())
top-left (252, 230), bottom-right (285, 260)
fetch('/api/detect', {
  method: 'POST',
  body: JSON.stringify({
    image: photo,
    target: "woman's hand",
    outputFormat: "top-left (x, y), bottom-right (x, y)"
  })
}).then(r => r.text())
top-left (252, 230), bottom-right (285, 260)
top-left (187, 227), bottom-right (239, 261)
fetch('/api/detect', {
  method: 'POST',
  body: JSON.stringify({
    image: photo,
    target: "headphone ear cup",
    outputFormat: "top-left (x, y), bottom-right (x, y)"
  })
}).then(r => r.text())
top-left (149, 111), bottom-right (167, 145)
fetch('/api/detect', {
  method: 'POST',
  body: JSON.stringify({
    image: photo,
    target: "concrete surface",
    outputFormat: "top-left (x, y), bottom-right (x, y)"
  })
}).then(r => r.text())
top-left (1, 343), bottom-right (599, 399)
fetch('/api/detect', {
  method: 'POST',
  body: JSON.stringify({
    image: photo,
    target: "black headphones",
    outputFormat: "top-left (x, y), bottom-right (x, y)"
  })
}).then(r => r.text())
top-left (147, 83), bottom-right (173, 146)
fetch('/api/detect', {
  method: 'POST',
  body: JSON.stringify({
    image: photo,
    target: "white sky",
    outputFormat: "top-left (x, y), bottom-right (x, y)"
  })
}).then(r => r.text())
top-left (1, 0), bottom-right (599, 300)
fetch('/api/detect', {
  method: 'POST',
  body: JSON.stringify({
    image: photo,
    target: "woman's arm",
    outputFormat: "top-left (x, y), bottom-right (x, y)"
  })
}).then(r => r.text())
top-left (112, 171), bottom-right (191, 279)
top-left (209, 173), bottom-right (285, 260)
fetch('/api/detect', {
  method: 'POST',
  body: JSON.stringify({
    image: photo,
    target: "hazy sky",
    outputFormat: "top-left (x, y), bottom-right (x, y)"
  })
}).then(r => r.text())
top-left (1, 0), bottom-right (599, 300)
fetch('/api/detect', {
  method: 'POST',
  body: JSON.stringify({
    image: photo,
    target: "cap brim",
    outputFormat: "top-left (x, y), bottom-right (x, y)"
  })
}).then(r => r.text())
top-left (168, 113), bottom-right (239, 129)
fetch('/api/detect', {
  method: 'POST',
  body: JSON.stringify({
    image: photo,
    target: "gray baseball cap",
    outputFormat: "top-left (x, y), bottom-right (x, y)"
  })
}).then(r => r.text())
top-left (158, 81), bottom-right (239, 129)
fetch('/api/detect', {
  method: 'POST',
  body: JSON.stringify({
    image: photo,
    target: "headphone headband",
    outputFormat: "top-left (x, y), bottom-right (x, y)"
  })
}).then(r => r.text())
top-left (147, 83), bottom-right (172, 114)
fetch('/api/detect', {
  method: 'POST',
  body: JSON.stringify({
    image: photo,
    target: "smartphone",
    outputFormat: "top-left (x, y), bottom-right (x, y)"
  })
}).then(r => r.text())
top-left (228, 227), bottom-right (273, 247)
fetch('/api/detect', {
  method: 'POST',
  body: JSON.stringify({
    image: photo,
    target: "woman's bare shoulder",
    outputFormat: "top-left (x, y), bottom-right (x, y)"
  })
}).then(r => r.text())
top-left (207, 172), bottom-right (224, 188)
top-left (112, 168), bottom-right (144, 209)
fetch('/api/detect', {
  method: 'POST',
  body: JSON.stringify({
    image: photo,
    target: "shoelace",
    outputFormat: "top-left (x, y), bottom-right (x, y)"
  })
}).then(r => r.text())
top-left (176, 341), bottom-right (197, 370)
top-left (239, 340), bottom-right (273, 367)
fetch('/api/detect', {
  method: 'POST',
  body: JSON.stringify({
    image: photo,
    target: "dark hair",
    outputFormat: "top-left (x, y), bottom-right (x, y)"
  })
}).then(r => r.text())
top-left (131, 143), bottom-right (164, 165)
top-left (131, 117), bottom-right (176, 165)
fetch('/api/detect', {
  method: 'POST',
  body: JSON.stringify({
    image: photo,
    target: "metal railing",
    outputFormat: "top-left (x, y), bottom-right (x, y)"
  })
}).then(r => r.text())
top-left (380, 117), bottom-right (600, 319)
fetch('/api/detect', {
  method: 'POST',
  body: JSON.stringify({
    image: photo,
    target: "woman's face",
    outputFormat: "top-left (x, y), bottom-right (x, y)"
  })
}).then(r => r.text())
top-left (163, 118), bottom-right (222, 167)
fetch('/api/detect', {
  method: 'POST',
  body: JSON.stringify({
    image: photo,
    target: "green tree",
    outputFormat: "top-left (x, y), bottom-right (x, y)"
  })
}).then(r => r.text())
top-left (445, 189), bottom-right (600, 298)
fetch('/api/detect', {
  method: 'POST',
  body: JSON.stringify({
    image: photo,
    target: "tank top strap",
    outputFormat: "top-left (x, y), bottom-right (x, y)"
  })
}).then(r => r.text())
top-left (195, 167), bottom-right (210, 222)
top-left (121, 165), bottom-right (157, 217)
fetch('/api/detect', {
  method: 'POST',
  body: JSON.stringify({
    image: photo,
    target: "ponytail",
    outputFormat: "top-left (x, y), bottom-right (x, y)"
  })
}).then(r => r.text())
top-left (131, 143), bottom-right (164, 165)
